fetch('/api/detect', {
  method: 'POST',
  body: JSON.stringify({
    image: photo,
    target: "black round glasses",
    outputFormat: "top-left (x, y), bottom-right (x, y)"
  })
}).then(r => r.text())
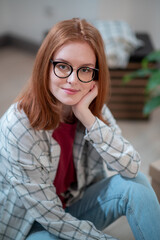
top-left (50, 60), bottom-right (99, 83)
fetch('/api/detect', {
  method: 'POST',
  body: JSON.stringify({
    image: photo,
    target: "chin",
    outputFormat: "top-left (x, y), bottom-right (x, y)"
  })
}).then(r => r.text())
top-left (59, 96), bottom-right (81, 106)
top-left (60, 99), bottom-right (79, 106)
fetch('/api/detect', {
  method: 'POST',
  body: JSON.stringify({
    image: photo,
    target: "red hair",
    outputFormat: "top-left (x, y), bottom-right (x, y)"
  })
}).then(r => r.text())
top-left (16, 18), bottom-right (110, 130)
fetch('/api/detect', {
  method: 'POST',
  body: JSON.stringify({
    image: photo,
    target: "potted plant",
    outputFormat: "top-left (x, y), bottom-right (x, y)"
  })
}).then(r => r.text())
top-left (122, 50), bottom-right (160, 116)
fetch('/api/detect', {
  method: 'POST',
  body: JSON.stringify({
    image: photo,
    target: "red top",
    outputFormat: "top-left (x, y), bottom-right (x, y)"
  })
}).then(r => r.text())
top-left (52, 122), bottom-right (77, 208)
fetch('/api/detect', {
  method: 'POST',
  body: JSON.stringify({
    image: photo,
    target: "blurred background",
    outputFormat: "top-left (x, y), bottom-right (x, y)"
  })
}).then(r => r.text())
top-left (0, 0), bottom-right (160, 48)
top-left (0, 0), bottom-right (160, 239)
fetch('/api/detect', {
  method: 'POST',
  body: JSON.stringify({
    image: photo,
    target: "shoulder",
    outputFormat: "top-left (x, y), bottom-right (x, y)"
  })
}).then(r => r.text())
top-left (0, 103), bottom-right (52, 150)
top-left (1, 103), bottom-right (31, 140)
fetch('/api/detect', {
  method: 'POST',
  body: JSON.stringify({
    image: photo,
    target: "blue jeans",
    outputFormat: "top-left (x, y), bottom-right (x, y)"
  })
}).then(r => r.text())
top-left (26, 173), bottom-right (160, 240)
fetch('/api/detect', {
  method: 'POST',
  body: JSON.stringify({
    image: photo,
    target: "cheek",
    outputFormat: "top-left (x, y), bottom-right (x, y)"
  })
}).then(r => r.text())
top-left (49, 73), bottom-right (60, 91)
top-left (85, 82), bottom-right (95, 93)
top-left (81, 84), bottom-right (91, 96)
top-left (84, 82), bottom-right (94, 92)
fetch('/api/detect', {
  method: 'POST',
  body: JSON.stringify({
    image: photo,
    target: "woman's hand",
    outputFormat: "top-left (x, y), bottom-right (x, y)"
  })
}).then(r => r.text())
top-left (72, 83), bottom-right (98, 130)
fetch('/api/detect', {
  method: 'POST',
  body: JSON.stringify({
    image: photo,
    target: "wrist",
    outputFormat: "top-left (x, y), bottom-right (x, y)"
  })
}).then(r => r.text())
top-left (78, 110), bottom-right (96, 131)
top-left (86, 117), bottom-right (96, 131)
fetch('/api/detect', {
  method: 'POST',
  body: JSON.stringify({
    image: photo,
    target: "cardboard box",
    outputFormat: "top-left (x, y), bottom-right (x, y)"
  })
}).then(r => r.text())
top-left (149, 160), bottom-right (160, 203)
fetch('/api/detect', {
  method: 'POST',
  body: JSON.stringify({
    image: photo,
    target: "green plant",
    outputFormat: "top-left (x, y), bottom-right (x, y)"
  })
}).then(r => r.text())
top-left (123, 50), bottom-right (160, 115)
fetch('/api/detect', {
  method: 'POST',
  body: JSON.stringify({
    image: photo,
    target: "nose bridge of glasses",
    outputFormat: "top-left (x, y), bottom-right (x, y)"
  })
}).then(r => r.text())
top-left (67, 67), bottom-right (79, 82)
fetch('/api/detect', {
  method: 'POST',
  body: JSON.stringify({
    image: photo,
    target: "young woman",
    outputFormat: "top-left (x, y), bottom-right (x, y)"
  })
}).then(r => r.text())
top-left (0, 18), bottom-right (160, 240)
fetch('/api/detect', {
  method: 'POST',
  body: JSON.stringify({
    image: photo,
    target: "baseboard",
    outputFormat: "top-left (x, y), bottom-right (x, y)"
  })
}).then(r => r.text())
top-left (0, 34), bottom-right (40, 54)
top-left (0, 34), bottom-right (11, 47)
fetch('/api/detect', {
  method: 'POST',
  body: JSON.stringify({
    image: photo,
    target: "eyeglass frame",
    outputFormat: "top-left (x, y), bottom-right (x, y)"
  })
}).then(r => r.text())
top-left (50, 59), bottom-right (99, 83)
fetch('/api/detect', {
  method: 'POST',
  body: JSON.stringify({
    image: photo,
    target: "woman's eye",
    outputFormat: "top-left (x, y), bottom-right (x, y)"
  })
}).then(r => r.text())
top-left (81, 68), bottom-right (92, 73)
top-left (58, 64), bottom-right (68, 70)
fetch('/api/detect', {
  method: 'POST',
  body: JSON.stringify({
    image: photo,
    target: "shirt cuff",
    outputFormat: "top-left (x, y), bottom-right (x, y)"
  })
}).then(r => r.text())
top-left (84, 117), bottom-right (110, 144)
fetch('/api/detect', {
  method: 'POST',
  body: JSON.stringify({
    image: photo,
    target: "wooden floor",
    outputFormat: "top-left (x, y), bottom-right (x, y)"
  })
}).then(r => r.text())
top-left (1, 46), bottom-right (160, 240)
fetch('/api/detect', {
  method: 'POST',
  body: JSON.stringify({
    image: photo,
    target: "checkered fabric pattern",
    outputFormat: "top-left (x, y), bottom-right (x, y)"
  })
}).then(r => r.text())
top-left (0, 103), bottom-right (141, 239)
top-left (90, 20), bottom-right (143, 68)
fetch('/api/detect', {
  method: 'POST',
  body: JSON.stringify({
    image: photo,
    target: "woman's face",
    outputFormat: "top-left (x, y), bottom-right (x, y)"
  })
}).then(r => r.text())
top-left (49, 41), bottom-right (96, 106)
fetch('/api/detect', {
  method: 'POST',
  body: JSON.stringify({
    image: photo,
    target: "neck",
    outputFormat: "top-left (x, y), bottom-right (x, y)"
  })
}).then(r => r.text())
top-left (61, 105), bottom-right (76, 124)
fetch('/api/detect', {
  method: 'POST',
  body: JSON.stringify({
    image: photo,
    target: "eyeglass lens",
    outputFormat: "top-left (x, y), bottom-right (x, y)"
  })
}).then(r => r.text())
top-left (55, 63), bottom-right (71, 78)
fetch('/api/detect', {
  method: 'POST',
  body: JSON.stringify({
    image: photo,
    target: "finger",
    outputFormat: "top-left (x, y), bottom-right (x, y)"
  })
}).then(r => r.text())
top-left (83, 85), bottom-right (98, 106)
top-left (89, 84), bottom-right (98, 98)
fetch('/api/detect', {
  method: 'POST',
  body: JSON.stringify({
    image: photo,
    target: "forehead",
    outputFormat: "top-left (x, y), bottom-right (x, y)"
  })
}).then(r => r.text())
top-left (53, 41), bottom-right (96, 65)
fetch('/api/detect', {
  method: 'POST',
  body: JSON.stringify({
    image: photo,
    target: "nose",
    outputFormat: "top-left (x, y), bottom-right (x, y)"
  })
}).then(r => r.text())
top-left (67, 69), bottom-right (78, 84)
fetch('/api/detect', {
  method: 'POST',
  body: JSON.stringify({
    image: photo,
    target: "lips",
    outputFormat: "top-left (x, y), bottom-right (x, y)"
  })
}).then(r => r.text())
top-left (62, 87), bottom-right (80, 95)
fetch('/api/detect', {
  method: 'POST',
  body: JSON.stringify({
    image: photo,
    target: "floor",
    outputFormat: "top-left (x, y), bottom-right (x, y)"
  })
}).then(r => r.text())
top-left (1, 46), bottom-right (160, 239)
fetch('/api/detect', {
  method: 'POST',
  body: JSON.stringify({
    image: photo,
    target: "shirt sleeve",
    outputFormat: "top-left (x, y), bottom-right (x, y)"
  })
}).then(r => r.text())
top-left (2, 114), bottom-right (115, 240)
top-left (84, 105), bottom-right (141, 178)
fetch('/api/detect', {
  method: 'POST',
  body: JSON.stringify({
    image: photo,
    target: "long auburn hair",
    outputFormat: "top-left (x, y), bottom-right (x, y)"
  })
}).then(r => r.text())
top-left (16, 18), bottom-right (110, 130)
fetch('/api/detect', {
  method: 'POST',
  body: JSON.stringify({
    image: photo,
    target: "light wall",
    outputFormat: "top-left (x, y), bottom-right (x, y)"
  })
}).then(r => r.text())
top-left (98, 0), bottom-right (160, 49)
top-left (0, 0), bottom-right (98, 43)
top-left (0, 0), bottom-right (159, 49)
top-left (0, 0), bottom-right (9, 34)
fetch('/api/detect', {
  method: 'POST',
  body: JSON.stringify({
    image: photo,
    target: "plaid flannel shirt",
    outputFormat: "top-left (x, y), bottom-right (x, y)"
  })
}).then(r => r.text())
top-left (0, 103), bottom-right (141, 240)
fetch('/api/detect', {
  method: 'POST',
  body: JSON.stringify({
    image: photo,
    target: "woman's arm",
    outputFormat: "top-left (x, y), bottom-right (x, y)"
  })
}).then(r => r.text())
top-left (0, 107), bottom-right (113, 240)
top-left (84, 105), bottom-right (141, 178)
top-left (72, 84), bottom-right (141, 178)
top-left (72, 83), bottom-right (98, 130)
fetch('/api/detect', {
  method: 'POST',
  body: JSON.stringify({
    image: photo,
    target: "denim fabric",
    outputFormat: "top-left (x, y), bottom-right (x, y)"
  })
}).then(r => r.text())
top-left (26, 222), bottom-right (60, 240)
top-left (27, 172), bottom-right (160, 240)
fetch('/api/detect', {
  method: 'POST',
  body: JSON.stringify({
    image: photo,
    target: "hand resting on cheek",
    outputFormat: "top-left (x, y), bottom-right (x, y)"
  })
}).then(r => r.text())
top-left (72, 83), bottom-right (98, 130)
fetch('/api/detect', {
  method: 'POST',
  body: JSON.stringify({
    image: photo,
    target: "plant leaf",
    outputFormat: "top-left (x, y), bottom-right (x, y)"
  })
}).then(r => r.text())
top-left (142, 58), bottom-right (149, 69)
top-left (122, 69), bottom-right (151, 84)
top-left (143, 95), bottom-right (160, 115)
top-left (145, 70), bottom-right (160, 92)
top-left (143, 50), bottom-right (160, 63)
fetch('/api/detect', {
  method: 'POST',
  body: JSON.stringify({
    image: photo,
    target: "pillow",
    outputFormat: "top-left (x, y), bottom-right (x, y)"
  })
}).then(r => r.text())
top-left (89, 20), bottom-right (143, 68)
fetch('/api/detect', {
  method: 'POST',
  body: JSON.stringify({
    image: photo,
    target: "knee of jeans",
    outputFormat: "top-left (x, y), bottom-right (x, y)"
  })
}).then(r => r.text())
top-left (122, 172), bottom-right (153, 200)
top-left (133, 172), bottom-right (150, 185)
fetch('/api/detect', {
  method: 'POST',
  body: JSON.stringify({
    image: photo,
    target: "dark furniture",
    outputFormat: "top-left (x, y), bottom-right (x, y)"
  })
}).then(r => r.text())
top-left (108, 33), bottom-right (155, 120)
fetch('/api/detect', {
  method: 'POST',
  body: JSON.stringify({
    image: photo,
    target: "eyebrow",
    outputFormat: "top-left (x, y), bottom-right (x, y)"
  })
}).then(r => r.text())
top-left (54, 58), bottom-right (95, 68)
